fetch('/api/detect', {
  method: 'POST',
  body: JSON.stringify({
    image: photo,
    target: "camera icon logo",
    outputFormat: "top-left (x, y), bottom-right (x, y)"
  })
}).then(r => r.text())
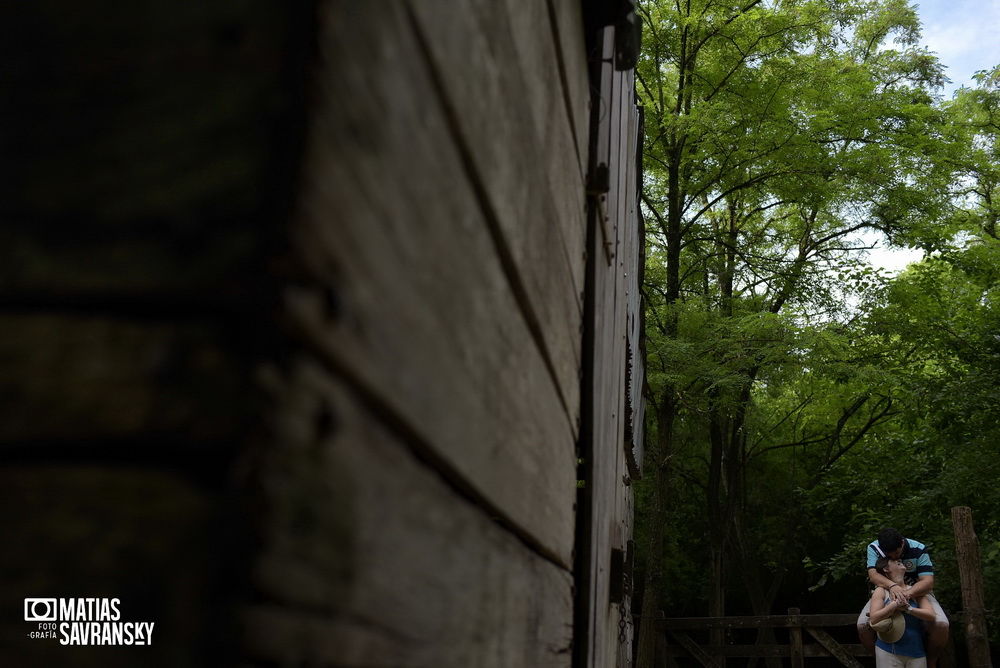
top-left (24, 598), bottom-right (57, 622)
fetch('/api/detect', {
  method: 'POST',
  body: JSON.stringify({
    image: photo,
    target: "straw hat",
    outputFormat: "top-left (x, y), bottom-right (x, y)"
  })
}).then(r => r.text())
top-left (870, 611), bottom-right (906, 643)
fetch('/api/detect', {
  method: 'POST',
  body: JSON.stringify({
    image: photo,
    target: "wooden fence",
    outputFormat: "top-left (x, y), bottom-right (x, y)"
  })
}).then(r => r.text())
top-left (650, 610), bottom-right (867, 667)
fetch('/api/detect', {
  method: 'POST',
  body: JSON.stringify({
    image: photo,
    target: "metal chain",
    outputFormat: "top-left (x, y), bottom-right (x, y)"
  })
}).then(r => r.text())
top-left (618, 601), bottom-right (629, 647)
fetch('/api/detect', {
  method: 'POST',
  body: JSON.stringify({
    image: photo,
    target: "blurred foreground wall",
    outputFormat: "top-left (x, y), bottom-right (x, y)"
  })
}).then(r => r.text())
top-left (0, 2), bottom-right (644, 666)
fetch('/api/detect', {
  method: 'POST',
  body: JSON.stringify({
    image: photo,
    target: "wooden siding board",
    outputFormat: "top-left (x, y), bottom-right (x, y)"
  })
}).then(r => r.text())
top-left (592, 27), bottom-right (617, 258)
top-left (407, 1), bottom-right (584, 426)
top-left (502, 0), bottom-right (588, 300)
top-left (246, 360), bottom-right (573, 668)
top-left (581, 56), bottom-right (644, 668)
top-left (586, 61), bottom-right (633, 663)
top-left (591, 59), bottom-right (622, 668)
top-left (584, 215), bottom-right (615, 668)
top-left (616, 72), bottom-right (642, 667)
top-left (602, 37), bottom-right (622, 263)
top-left (547, 0), bottom-right (591, 180)
top-left (618, 489), bottom-right (637, 667)
top-left (290, 2), bottom-right (575, 567)
top-left (608, 86), bottom-right (633, 663)
top-left (624, 86), bottom-right (645, 478)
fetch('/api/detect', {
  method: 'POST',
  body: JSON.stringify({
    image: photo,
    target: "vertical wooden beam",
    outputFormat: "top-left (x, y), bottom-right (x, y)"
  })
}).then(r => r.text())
top-left (951, 506), bottom-right (993, 668)
top-left (651, 610), bottom-right (680, 668)
top-left (788, 608), bottom-right (804, 668)
top-left (654, 621), bottom-right (682, 668)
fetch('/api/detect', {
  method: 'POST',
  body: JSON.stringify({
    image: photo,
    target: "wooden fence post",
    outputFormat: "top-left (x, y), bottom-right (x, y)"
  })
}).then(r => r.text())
top-left (788, 608), bottom-right (805, 668)
top-left (952, 506), bottom-right (993, 668)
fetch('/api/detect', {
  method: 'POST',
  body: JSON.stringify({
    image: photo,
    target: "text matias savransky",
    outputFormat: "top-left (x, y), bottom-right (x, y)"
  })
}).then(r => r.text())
top-left (24, 597), bottom-right (155, 646)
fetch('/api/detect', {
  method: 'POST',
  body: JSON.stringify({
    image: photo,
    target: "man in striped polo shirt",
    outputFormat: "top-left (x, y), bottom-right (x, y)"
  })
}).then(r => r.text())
top-left (857, 527), bottom-right (950, 668)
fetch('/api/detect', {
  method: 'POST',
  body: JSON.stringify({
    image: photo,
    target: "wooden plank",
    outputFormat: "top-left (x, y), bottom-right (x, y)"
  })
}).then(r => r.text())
top-left (407, 1), bottom-right (585, 421)
top-left (613, 71), bottom-right (633, 426)
top-left (622, 69), bottom-right (644, 479)
top-left (657, 614), bottom-right (861, 629)
top-left (601, 197), bottom-right (629, 668)
top-left (613, 493), bottom-right (636, 668)
top-left (837, 644), bottom-right (870, 655)
top-left (791, 625), bottom-right (805, 668)
top-left (590, 26), bottom-right (616, 260)
top-left (603, 47), bottom-right (624, 262)
top-left (804, 627), bottom-right (865, 667)
top-left (244, 359), bottom-right (573, 667)
top-left (656, 630), bottom-right (681, 667)
top-left (591, 71), bottom-right (635, 666)
top-left (584, 211), bottom-right (617, 668)
top-left (502, 0), bottom-right (589, 280)
top-left (547, 0), bottom-right (591, 178)
top-left (288, 2), bottom-right (576, 568)
top-left (662, 645), bottom-right (869, 658)
top-left (790, 608), bottom-right (805, 668)
top-left (579, 44), bottom-right (644, 668)
top-left (670, 631), bottom-right (722, 668)
top-left (630, 394), bottom-right (646, 478)
top-left (576, 205), bottom-right (602, 668)
top-left (578, 156), bottom-right (624, 667)
top-left (610, 80), bottom-right (634, 666)
top-left (615, 69), bottom-right (632, 262)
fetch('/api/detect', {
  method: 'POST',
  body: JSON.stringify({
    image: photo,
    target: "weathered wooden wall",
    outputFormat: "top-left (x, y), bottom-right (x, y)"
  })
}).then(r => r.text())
top-left (1, 0), bottom-right (643, 666)
top-left (248, 1), bottom-right (587, 664)
top-left (576, 19), bottom-right (646, 668)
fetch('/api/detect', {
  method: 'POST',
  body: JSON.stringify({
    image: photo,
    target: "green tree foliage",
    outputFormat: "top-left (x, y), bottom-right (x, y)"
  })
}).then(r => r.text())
top-left (798, 71), bottom-right (1000, 648)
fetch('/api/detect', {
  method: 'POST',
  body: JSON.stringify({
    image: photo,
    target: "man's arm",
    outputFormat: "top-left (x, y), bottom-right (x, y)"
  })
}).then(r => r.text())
top-left (906, 574), bottom-right (934, 598)
top-left (868, 568), bottom-right (909, 604)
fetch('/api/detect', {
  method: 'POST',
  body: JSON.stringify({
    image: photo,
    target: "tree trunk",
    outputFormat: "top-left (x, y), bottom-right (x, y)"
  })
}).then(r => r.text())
top-left (952, 506), bottom-right (992, 668)
top-left (706, 392), bottom-right (729, 666)
top-left (637, 16), bottom-right (689, 667)
top-left (635, 395), bottom-right (676, 668)
top-left (734, 511), bottom-right (784, 668)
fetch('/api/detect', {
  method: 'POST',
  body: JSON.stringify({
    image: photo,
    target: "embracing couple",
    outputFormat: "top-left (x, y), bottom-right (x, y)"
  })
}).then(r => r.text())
top-left (857, 528), bottom-right (950, 667)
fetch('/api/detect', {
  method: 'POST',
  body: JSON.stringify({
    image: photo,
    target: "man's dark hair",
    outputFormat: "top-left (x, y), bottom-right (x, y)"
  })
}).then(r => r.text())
top-left (878, 527), bottom-right (904, 554)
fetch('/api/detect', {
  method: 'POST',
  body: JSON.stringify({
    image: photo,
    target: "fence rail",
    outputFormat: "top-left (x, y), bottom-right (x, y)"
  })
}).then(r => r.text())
top-left (648, 609), bottom-right (866, 667)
